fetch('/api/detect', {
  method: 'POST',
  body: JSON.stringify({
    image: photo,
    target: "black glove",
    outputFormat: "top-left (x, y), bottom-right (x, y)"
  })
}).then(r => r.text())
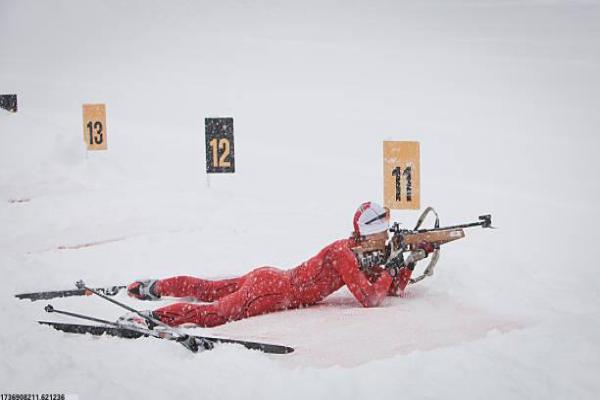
top-left (401, 250), bottom-right (427, 274)
top-left (385, 252), bottom-right (410, 277)
top-left (415, 241), bottom-right (435, 257)
top-left (386, 247), bottom-right (428, 276)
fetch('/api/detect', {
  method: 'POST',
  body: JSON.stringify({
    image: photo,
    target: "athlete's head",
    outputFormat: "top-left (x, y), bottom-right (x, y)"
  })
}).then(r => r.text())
top-left (352, 201), bottom-right (390, 240)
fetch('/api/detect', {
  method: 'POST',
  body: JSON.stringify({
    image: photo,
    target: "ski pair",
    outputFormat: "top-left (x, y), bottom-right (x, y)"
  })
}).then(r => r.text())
top-left (37, 280), bottom-right (294, 355)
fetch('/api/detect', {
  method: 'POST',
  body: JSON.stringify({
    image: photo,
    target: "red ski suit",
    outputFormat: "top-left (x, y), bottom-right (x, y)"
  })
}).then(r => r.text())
top-left (153, 238), bottom-right (412, 328)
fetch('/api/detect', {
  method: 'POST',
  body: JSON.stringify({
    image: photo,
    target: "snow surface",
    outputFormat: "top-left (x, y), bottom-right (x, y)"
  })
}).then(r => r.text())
top-left (1, 0), bottom-right (600, 398)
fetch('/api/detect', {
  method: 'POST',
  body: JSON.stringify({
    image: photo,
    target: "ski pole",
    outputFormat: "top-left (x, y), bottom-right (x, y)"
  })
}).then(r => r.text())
top-left (75, 280), bottom-right (168, 331)
top-left (44, 304), bottom-right (121, 326)
top-left (43, 304), bottom-right (166, 340)
top-left (45, 303), bottom-right (205, 352)
top-left (75, 280), bottom-right (204, 352)
top-left (43, 304), bottom-right (174, 338)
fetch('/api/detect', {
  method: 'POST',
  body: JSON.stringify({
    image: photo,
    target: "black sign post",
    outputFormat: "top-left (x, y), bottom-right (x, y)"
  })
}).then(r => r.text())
top-left (205, 118), bottom-right (235, 173)
top-left (0, 95), bottom-right (17, 112)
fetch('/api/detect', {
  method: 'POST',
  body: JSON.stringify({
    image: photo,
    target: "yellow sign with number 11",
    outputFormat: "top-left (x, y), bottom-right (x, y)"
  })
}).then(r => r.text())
top-left (82, 104), bottom-right (107, 151)
top-left (383, 141), bottom-right (420, 210)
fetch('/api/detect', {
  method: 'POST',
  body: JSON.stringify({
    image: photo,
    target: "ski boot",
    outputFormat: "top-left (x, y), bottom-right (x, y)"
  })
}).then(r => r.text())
top-left (127, 279), bottom-right (161, 301)
top-left (117, 310), bottom-right (161, 331)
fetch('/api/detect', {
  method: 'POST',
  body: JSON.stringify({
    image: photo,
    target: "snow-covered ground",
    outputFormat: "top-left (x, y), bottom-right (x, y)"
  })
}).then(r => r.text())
top-left (1, 0), bottom-right (600, 398)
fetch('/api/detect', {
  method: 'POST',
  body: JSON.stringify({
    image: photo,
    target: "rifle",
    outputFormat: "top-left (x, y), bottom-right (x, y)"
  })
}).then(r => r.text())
top-left (389, 207), bottom-right (493, 284)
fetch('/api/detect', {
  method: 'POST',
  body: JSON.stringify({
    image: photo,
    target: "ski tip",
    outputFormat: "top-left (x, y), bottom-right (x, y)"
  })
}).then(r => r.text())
top-left (38, 320), bottom-right (146, 339)
top-left (38, 320), bottom-right (57, 330)
top-left (209, 338), bottom-right (295, 354)
top-left (279, 346), bottom-right (295, 354)
top-left (15, 294), bottom-right (38, 301)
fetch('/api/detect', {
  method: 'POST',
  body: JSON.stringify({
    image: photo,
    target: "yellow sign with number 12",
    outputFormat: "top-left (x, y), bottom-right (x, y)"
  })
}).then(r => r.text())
top-left (82, 104), bottom-right (107, 151)
top-left (383, 141), bottom-right (420, 210)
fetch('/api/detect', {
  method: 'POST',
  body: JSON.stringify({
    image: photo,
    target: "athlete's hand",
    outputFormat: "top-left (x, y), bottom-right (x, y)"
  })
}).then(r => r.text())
top-left (385, 252), bottom-right (405, 276)
top-left (405, 249), bottom-right (427, 266)
top-left (415, 241), bottom-right (435, 257)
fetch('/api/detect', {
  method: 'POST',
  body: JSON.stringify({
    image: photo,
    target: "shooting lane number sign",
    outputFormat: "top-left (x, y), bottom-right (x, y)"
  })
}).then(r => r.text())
top-left (383, 141), bottom-right (420, 210)
top-left (205, 117), bottom-right (235, 173)
top-left (82, 104), bottom-right (107, 151)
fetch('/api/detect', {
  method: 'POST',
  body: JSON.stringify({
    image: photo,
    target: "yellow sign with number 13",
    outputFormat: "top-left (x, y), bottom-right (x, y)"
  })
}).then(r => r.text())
top-left (82, 104), bottom-right (107, 151)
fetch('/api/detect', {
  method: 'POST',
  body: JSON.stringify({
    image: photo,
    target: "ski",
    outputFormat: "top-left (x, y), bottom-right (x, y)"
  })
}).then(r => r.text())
top-left (37, 281), bottom-right (295, 355)
top-left (43, 304), bottom-right (212, 352)
top-left (39, 321), bottom-right (295, 354)
top-left (15, 285), bottom-right (126, 301)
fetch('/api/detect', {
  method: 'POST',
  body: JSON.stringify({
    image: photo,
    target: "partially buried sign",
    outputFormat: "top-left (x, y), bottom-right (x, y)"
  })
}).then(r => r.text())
top-left (0, 95), bottom-right (17, 112)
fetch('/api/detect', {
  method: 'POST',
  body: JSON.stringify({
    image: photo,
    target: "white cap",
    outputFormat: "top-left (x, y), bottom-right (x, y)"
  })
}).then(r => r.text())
top-left (353, 202), bottom-right (390, 236)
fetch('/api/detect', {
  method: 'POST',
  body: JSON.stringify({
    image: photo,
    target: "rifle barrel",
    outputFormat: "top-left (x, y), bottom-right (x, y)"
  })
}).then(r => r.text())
top-left (392, 214), bottom-right (492, 234)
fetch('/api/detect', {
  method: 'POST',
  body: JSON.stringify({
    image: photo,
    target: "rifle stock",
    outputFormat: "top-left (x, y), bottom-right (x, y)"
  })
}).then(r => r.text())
top-left (401, 228), bottom-right (465, 247)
